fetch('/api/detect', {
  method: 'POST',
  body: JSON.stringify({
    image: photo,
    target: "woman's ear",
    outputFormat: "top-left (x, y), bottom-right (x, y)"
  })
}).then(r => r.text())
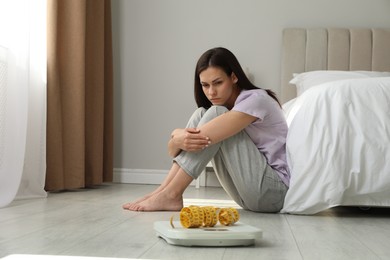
top-left (231, 72), bottom-right (238, 83)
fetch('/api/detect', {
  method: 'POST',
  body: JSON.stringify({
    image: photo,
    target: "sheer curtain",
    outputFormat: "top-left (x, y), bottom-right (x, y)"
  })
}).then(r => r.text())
top-left (0, 0), bottom-right (47, 208)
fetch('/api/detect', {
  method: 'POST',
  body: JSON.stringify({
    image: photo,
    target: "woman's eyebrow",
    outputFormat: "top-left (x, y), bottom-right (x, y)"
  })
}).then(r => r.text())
top-left (212, 77), bottom-right (222, 83)
top-left (201, 77), bottom-right (222, 85)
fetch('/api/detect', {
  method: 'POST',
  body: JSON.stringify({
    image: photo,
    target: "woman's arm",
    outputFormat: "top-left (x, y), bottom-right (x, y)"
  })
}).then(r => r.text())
top-left (198, 110), bottom-right (257, 145)
top-left (168, 110), bottom-right (256, 157)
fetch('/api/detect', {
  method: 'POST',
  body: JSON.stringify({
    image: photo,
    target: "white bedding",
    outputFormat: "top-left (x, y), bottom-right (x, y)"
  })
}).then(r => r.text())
top-left (281, 77), bottom-right (390, 214)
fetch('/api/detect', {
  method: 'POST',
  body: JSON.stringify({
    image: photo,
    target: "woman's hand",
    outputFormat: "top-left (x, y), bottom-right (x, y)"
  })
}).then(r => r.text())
top-left (176, 128), bottom-right (210, 151)
top-left (168, 128), bottom-right (210, 157)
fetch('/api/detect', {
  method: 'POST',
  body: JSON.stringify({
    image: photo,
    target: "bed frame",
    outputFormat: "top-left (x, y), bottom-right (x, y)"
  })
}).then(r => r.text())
top-left (281, 28), bottom-right (390, 103)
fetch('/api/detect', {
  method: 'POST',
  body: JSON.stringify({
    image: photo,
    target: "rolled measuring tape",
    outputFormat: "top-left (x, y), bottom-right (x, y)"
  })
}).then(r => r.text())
top-left (218, 207), bottom-right (240, 226)
top-left (171, 205), bottom-right (239, 228)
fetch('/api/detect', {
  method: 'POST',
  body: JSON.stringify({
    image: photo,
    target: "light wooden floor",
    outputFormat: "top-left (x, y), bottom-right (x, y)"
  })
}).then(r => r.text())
top-left (1, 183), bottom-right (390, 260)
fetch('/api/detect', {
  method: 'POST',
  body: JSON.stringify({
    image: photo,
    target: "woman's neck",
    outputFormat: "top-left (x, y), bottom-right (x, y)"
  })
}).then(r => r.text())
top-left (226, 87), bottom-right (242, 110)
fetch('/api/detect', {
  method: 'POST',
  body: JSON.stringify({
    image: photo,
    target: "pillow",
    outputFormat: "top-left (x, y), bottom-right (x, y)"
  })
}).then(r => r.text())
top-left (289, 70), bottom-right (390, 96)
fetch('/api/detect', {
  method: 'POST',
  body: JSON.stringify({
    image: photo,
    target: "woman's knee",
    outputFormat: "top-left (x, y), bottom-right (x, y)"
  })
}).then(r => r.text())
top-left (200, 106), bottom-right (228, 123)
top-left (208, 105), bottom-right (228, 115)
top-left (187, 107), bottom-right (207, 127)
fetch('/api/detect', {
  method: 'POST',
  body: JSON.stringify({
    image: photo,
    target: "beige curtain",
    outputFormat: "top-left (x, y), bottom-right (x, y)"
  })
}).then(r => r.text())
top-left (46, 0), bottom-right (113, 191)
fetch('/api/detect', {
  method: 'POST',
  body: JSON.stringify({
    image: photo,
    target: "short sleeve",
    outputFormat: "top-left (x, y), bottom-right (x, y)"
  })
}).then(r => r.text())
top-left (232, 90), bottom-right (272, 121)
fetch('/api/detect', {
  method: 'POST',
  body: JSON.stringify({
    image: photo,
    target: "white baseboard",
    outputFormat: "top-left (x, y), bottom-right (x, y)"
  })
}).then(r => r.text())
top-left (113, 168), bottom-right (167, 184)
top-left (113, 168), bottom-right (221, 187)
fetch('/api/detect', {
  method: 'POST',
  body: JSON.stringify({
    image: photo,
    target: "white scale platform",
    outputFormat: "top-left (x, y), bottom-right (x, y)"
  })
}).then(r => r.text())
top-left (154, 221), bottom-right (263, 247)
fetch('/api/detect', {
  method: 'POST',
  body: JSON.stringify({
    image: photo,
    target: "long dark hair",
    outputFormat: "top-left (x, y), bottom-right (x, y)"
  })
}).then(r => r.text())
top-left (194, 47), bottom-right (281, 109)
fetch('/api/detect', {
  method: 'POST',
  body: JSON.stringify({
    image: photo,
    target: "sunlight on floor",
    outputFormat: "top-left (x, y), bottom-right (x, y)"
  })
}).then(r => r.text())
top-left (0, 255), bottom-right (141, 260)
top-left (184, 198), bottom-right (241, 208)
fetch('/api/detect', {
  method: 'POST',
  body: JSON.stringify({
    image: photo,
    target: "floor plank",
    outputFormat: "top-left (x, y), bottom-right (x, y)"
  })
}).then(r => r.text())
top-left (1, 183), bottom-right (390, 259)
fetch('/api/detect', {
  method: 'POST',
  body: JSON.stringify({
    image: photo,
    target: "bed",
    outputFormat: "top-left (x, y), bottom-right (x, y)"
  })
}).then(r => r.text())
top-left (279, 28), bottom-right (390, 214)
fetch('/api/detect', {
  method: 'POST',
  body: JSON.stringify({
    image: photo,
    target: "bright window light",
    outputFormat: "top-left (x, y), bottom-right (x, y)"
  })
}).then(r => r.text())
top-left (0, 0), bottom-right (46, 83)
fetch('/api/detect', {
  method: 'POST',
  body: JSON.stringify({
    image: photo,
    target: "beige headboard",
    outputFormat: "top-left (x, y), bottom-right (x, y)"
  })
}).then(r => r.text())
top-left (281, 28), bottom-right (390, 103)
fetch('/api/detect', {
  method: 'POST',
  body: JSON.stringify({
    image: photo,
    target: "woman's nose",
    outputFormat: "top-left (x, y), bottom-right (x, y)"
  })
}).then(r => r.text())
top-left (208, 86), bottom-right (216, 96)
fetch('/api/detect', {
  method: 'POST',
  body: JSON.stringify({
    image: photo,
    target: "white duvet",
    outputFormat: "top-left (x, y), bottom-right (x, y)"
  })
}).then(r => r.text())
top-left (281, 77), bottom-right (390, 214)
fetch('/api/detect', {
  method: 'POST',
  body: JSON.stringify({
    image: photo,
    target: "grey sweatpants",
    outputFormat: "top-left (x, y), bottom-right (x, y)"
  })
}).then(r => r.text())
top-left (174, 106), bottom-right (288, 213)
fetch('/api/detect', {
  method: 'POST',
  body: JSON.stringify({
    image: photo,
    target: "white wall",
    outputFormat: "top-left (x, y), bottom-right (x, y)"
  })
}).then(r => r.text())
top-left (112, 0), bottom-right (390, 179)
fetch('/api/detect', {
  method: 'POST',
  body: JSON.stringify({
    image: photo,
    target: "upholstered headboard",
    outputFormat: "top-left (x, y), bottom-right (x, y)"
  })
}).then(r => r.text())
top-left (281, 28), bottom-right (390, 103)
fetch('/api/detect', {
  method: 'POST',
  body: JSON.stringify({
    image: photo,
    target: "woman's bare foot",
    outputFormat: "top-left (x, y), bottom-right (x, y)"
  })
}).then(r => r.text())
top-left (122, 193), bottom-right (153, 210)
top-left (122, 185), bottom-right (166, 210)
top-left (127, 189), bottom-right (183, 211)
top-left (123, 165), bottom-right (191, 211)
top-left (122, 197), bottom-right (148, 210)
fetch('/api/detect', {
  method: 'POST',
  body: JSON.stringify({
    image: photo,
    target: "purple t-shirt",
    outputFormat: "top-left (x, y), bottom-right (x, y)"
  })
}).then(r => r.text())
top-left (232, 89), bottom-right (290, 186)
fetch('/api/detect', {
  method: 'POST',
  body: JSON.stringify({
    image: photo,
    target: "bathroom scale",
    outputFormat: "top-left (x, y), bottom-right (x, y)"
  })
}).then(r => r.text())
top-left (154, 221), bottom-right (263, 247)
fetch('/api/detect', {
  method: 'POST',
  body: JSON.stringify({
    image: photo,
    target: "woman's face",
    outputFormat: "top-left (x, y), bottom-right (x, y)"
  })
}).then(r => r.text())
top-left (199, 66), bottom-right (239, 109)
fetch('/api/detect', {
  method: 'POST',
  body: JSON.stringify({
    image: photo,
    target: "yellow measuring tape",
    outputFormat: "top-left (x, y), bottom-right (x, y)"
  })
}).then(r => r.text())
top-left (171, 205), bottom-right (240, 228)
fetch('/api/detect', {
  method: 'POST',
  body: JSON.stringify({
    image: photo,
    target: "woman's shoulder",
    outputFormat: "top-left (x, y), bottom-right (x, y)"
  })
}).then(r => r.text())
top-left (237, 89), bottom-right (269, 102)
top-left (235, 89), bottom-right (281, 112)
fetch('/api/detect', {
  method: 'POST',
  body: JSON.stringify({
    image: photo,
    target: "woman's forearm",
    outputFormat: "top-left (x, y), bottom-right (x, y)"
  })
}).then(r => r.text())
top-left (198, 111), bottom-right (256, 145)
top-left (167, 111), bottom-right (255, 157)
